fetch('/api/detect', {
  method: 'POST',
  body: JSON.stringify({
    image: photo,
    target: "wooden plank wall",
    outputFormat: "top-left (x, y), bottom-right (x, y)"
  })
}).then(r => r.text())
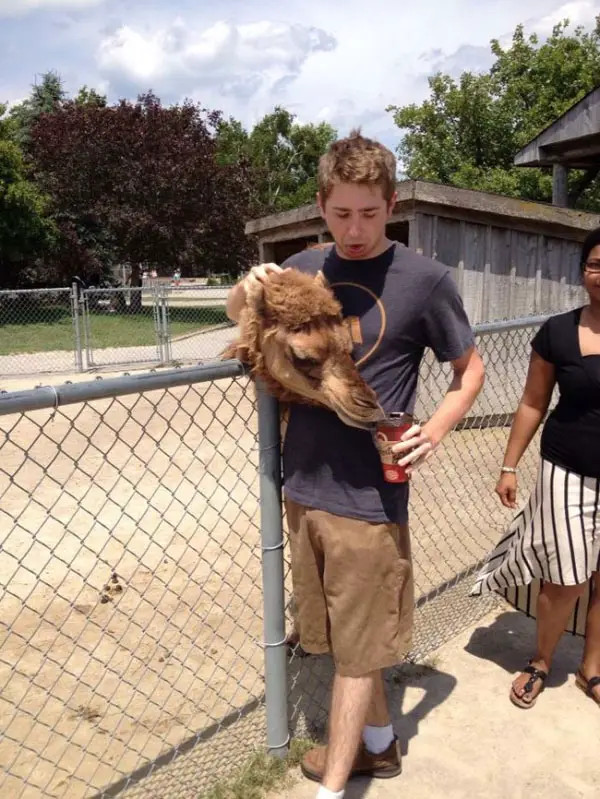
top-left (412, 212), bottom-right (587, 419)
top-left (414, 212), bottom-right (587, 325)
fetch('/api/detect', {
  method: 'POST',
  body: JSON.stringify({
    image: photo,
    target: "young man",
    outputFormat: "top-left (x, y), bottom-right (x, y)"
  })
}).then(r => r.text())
top-left (226, 130), bottom-right (485, 799)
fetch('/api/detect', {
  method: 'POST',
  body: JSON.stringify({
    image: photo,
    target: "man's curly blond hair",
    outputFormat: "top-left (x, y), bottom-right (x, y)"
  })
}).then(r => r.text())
top-left (318, 127), bottom-right (397, 204)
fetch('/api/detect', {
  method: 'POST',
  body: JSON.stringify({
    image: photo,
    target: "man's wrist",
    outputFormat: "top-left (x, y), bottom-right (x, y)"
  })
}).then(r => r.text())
top-left (421, 421), bottom-right (443, 449)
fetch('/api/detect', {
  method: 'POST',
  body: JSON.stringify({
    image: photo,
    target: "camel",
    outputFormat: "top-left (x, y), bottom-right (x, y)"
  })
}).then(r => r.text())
top-left (221, 267), bottom-right (384, 430)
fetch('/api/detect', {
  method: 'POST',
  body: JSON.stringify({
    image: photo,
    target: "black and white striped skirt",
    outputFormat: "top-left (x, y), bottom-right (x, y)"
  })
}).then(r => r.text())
top-left (470, 457), bottom-right (600, 636)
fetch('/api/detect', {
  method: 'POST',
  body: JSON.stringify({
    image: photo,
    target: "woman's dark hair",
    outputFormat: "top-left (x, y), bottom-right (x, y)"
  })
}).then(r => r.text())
top-left (581, 226), bottom-right (600, 271)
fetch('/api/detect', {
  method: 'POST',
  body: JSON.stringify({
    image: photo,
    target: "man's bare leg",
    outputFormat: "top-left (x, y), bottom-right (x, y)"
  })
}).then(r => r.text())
top-left (365, 669), bottom-right (390, 725)
top-left (320, 671), bottom-right (376, 792)
top-left (361, 669), bottom-right (396, 753)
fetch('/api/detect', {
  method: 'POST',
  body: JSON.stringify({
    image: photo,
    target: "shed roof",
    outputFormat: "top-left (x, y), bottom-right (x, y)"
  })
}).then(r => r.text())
top-left (245, 178), bottom-right (600, 238)
top-left (513, 84), bottom-right (600, 169)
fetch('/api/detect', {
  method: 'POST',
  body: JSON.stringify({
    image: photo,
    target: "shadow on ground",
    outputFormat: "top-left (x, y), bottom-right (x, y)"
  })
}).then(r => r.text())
top-left (287, 648), bottom-right (457, 799)
top-left (464, 608), bottom-right (584, 691)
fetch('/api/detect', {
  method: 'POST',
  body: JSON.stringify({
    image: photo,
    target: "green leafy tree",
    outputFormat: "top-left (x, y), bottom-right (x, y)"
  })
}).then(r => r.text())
top-left (387, 17), bottom-right (600, 209)
top-left (0, 104), bottom-right (56, 287)
top-left (74, 85), bottom-right (108, 108)
top-left (217, 106), bottom-right (337, 213)
top-left (8, 70), bottom-right (67, 146)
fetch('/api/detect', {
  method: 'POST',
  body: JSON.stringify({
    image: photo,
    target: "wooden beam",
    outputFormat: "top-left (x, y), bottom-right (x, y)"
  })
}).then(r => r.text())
top-left (552, 164), bottom-right (569, 207)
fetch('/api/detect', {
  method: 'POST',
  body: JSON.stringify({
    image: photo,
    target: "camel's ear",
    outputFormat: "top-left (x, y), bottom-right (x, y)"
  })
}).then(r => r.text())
top-left (245, 276), bottom-right (265, 312)
top-left (314, 270), bottom-right (329, 289)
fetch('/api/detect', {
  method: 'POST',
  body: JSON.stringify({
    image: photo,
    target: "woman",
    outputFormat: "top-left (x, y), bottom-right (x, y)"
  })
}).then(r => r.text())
top-left (471, 226), bottom-right (600, 710)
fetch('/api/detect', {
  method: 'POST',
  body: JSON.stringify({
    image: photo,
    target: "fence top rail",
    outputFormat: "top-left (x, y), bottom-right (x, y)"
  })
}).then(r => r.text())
top-left (83, 286), bottom-right (148, 294)
top-left (81, 285), bottom-right (233, 293)
top-left (473, 314), bottom-right (551, 336)
top-left (0, 287), bottom-right (72, 296)
top-left (0, 360), bottom-right (248, 417)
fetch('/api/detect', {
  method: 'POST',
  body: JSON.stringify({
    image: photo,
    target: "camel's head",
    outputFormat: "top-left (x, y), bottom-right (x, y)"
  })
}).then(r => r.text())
top-left (222, 268), bottom-right (384, 430)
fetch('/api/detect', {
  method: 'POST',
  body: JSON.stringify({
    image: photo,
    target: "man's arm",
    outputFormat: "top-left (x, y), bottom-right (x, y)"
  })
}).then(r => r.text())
top-left (225, 280), bottom-right (247, 323)
top-left (393, 344), bottom-right (485, 475)
top-left (225, 262), bottom-right (284, 323)
top-left (422, 345), bottom-right (485, 447)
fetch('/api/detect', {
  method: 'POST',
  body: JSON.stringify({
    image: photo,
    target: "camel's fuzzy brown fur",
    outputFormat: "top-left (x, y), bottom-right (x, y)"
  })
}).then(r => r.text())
top-left (222, 267), bottom-right (383, 429)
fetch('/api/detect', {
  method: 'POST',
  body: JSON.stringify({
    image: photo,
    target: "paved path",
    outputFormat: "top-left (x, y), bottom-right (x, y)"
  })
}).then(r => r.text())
top-left (271, 601), bottom-right (600, 799)
top-left (0, 325), bottom-right (238, 379)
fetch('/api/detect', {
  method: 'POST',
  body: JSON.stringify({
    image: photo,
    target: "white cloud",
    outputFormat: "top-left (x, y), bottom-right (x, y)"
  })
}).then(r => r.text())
top-left (420, 1), bottom-right (598, 79)
top-left (533, 0), bottom-right (598, 35)
top-left (97, 18), bottom-right (336, 101)
top-left (5, 0), bottom-right (599, 148)
top-left (0, 0), bottom-right (104, 16)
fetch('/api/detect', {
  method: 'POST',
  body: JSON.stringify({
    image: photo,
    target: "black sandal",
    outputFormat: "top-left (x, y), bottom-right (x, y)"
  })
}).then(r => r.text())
top-left (575, 670), bottom-right (600, 706)
top-left (510, 661), bottom-right (548, 709)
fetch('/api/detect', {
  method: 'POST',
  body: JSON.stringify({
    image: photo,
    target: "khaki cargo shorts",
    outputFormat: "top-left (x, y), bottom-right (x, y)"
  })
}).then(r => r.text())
top-left (285, 497), bottom-right (414, 677)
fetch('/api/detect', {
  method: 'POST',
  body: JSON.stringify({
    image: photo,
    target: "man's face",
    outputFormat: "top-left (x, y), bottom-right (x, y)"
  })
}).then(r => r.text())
top-left (317, 182), bottom-right (397, 260)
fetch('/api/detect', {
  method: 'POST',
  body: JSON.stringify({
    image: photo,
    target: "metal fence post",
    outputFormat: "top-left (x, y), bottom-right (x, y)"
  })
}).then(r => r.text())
top-left (71, 282), bottom-right (84, 372)
top-left (161, 288), bottom-right (172, 365)
top-left (256, 379), bottom-right (289, 759)
top-left (82, 289), bottom-right (93, 369)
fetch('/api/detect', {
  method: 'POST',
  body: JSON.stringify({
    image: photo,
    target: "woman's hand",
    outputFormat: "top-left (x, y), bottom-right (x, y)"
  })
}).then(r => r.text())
top-left (495, 471), bottom-right (518, 509)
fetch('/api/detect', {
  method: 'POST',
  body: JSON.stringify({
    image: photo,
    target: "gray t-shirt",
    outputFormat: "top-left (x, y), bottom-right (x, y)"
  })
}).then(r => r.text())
top-left (280, 241), bottom-right (475, 524)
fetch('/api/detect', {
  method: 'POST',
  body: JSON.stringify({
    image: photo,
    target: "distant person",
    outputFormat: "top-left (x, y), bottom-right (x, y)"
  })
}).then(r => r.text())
top-left (227, 129), bottom-right (484, 799)
top-left (471, 226), bottom-right (600, 710)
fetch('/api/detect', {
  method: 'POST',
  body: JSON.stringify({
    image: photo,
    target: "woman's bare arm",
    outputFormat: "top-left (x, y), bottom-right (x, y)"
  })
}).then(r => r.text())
top-left (502, 350), bottom-right (556, 469)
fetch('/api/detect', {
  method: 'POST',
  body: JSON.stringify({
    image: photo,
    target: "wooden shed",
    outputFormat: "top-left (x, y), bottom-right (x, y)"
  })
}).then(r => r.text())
top-left (245, 180), bottom-right (600, 324)
top-left (514, 84), bottom-right (600, 207)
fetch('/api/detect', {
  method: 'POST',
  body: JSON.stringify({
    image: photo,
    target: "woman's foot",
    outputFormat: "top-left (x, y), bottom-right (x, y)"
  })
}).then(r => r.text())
top-left (575, 667), bottom-right (600, 705)
top-left (510, 660), bottom-right (549, 709)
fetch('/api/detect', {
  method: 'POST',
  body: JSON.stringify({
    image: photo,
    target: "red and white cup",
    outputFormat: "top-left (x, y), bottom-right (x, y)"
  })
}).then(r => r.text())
top-left (373, 412), bottom-right (414, 483)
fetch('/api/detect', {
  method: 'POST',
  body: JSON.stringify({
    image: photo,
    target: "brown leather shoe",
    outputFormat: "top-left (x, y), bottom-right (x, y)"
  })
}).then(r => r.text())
top-left (300, 737), bottom-right (402, 783)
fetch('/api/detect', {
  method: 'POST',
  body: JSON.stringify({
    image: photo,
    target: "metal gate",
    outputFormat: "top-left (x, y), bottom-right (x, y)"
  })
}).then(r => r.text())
top-left (69, 282), bottom-right (234, 373)
top-left (79, 285), bottom-right (166, 371)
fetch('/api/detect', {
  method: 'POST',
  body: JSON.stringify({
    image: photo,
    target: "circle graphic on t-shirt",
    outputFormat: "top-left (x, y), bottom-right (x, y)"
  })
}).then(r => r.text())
top-left (329, 281), bottom-right (386, 367)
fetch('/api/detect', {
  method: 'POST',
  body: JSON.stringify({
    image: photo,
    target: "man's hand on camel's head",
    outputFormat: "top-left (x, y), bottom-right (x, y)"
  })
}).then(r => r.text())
top-left (244, 263), bottom-right (284, 292)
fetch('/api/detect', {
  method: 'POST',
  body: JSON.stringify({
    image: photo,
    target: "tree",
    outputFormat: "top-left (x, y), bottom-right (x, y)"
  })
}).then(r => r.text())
top-left (29, 91), bottom-right (255, 299)
top-left (74, 85), bottom-right (107, 108)
top-left (0, 104), bottom-right (56, 287)
top-left (8, 70), bottom-right (67, 147)
top-left (216, 106), bottom-right (337, 213)
top-left (387, 17), bottom-right (600, 209)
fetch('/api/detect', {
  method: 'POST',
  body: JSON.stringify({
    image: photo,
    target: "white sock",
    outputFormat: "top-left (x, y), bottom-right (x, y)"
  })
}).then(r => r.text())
top-left (362, 723), bottom-right (395, 754)
top-left (316, 787), bottom-right (344, 799)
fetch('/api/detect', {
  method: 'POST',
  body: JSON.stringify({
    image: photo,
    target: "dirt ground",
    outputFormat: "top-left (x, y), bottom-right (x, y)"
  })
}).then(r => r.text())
top-left (0, 367), bottom-right (539, 799)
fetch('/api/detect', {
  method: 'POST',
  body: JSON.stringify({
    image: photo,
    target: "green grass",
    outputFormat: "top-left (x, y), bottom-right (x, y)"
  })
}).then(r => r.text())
top-left (0, 306), bottom-right (230, 356)
top-left (199, 738), bottom-right (315, 799)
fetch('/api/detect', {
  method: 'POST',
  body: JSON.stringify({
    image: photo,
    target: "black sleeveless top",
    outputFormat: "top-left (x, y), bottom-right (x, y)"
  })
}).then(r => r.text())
top-left (532, 307), bottom-right (600, 478)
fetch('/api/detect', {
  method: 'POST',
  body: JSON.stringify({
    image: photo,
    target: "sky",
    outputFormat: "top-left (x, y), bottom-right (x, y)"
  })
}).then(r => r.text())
top-left (0, 0), bottom-right (598, 151)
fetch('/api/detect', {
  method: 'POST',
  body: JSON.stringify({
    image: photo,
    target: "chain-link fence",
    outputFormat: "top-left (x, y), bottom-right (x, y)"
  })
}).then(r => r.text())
top-left (160, 286), bottom-right (237, 366)
top-left (80, 287), bottom-right (164, 370)
top-left (0, 285), bottom-right (236, 379)
top-left (1, 315), bottom-right (550, 798)
top-left (0, 288), bottom-right (78, 377)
